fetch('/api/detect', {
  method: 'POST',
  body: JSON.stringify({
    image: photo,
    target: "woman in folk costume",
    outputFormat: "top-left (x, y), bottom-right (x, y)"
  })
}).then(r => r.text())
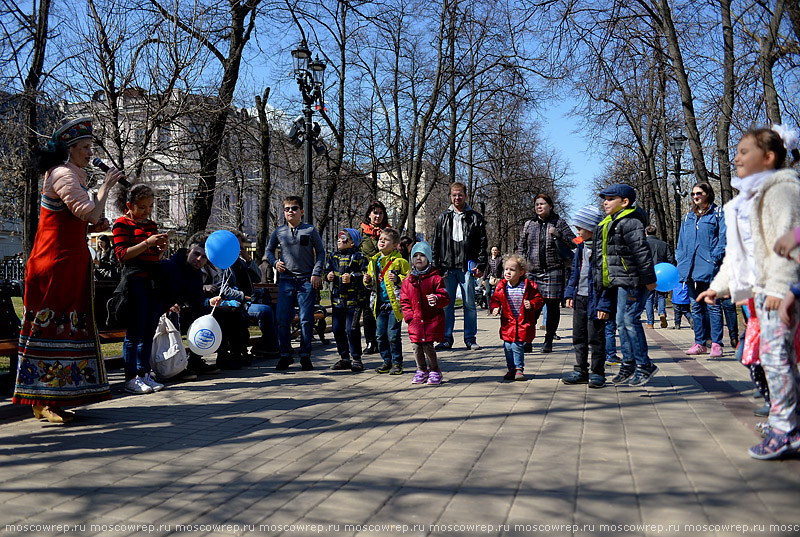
top-left (13, 117), bottom-right (123, 423)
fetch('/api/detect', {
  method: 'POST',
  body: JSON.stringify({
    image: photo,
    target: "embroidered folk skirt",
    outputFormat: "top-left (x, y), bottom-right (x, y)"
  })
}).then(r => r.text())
top-left (12, 195), bottom-right (111, 407)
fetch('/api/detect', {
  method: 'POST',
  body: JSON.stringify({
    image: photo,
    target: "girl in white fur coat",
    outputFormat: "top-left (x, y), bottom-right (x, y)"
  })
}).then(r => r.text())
top-left (698, 127), bottom-right (800, 460)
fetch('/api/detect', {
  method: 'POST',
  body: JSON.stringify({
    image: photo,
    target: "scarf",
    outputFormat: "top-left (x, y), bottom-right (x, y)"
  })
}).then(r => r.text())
top-left (411, 264), bottom-right (433, 277)
top-left (361, 222), bottom-right (382, 239)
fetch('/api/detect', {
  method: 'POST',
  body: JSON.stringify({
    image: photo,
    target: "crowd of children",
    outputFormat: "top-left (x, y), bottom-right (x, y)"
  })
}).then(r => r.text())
top-left (15, 118), bottom-right (800, 463)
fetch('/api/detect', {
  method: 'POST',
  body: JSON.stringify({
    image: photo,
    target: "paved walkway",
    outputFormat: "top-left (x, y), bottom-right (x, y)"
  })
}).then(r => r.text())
top-left (1, 311), bottom-right (799, 537)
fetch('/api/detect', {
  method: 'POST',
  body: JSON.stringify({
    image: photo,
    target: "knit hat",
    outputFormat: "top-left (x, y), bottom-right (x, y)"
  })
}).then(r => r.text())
top-left (572, 205), bottom-right (605, 231)
top-left (47, 117), bottom-right (93, 152)
top-left (410, 241), bottom-right (433, 263)
top-left (344, 228), bottom-right (362, 248)
top-left (598, 183), bottom-right (636, 204)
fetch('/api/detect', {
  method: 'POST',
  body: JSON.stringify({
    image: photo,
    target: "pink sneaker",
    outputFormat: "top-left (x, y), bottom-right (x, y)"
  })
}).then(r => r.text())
top-left (685, 343), bottom-right (707, 355)
top-left (710, 343), bottom-right (723, 357)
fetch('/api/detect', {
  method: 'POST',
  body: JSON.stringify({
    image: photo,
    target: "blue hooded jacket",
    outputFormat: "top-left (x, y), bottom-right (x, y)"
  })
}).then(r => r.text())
top-left (676, 203), bottom-right (726, 283)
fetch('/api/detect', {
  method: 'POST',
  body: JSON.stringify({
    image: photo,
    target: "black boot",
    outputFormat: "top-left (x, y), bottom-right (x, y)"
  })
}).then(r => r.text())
top-left (541, 337), bottom-right (553, 353)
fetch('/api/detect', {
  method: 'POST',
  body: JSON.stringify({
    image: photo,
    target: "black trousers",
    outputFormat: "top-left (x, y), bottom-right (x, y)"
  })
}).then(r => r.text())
top-left (572, 294), bottom-right (606, 375)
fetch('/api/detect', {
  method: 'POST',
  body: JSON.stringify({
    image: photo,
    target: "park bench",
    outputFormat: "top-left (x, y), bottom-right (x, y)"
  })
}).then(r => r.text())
top-left (253, 282), bottom-right (328, 344)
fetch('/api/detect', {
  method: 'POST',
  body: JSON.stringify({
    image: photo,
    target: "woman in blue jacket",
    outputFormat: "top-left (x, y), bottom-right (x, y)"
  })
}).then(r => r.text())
top-left (675, 182), bottom-right (726, 357)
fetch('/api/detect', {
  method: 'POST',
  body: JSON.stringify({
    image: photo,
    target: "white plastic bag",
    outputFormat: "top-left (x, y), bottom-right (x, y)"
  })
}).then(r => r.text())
top-left (150, 314), bottom-right (188, 379)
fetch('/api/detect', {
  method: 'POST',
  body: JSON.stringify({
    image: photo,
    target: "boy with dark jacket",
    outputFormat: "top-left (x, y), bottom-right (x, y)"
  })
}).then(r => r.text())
top-left (593, 184), bottom-right (659, 387)
top-left (562, 206), bottom-right (611, 388)
top-left (326, 228), bottom-right (369, 372)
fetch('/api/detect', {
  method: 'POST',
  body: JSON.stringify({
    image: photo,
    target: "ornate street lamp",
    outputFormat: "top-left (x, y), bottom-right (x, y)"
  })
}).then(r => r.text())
top-left (290, 40), bottom-right (326, 224)
top-left (668, 133), bottom-right (688, 236)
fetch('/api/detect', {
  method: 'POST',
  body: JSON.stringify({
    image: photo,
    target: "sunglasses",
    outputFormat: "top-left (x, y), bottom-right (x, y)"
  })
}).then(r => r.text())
top-left (283, 206), bottom-right (300, 212)
top-left (691, 192), bottom-right (705, 198)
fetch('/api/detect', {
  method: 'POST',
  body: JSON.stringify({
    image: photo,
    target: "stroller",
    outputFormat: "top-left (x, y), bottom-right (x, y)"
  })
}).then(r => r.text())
top-left (474, 278), bottom-right (489, 310)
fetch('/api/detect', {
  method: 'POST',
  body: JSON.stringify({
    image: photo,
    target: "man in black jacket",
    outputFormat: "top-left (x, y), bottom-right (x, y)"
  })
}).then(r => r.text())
top-left (431, 182), bottom-right (488, 350)
top-left (644, 225), bottom-right (675, 329)
top-left (161, 233), bottom-right (221, 376)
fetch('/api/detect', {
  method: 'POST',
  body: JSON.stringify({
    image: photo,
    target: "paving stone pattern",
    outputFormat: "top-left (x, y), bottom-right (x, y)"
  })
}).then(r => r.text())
top-left (1, 312), bottom-right (799, 537)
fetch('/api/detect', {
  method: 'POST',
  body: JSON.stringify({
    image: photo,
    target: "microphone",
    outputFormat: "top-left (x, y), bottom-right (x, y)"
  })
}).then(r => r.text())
top-left (92, 158), bottom-right (131, 188)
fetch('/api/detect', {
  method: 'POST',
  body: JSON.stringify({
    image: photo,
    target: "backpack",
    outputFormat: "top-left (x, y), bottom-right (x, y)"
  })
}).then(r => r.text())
top-left (150, 313), bottom-right (188, 379)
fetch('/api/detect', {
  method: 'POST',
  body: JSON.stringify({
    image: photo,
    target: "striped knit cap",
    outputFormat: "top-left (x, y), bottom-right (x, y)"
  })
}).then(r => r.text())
top-left (572, 205), bottom-right (605, 231)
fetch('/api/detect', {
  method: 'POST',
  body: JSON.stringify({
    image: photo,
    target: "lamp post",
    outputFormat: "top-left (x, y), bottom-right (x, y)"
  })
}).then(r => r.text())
top-left (668, 133), bottom-right (688, 237)
top-left (291, 40), bottom-right (326, 225)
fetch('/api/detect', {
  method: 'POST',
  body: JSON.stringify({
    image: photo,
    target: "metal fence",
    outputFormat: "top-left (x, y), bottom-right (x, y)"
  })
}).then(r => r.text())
top-left (0, 258), bottom-right (23, 282)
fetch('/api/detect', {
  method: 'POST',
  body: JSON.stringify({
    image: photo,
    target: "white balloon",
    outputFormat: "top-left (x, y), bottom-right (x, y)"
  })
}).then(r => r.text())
top-left (186, 314), bottom-right (222, 356)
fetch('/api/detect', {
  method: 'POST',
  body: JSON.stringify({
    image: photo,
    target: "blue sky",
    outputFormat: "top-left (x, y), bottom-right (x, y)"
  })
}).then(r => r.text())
top-left (539, 99), bottom-right (601, 217)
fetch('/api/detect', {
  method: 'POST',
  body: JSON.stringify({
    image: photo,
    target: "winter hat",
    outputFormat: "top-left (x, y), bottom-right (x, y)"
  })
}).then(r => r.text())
top-left (572, 205), bottom-right (605, 231)
top-left (410, 241), bottom-right (433, 263)
top-left (343, 228), bottom-right (362, 248)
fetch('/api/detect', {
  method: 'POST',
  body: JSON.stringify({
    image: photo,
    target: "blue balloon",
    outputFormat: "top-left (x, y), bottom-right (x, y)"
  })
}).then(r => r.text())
top-left (205, 230), bottom-right (240, 269)
top-left (654, 262), bottom-right (680, 292)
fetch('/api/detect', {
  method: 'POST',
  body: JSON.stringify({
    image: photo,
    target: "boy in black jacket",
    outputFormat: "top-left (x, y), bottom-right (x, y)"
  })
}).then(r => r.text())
top-left (594, 184), bottom-right (658, 387)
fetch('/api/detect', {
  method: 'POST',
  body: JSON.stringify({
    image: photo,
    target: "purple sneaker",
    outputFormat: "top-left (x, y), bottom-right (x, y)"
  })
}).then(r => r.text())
top-left (749, 428), bottom-right (800, 460)
top-left (427, 371), bottom-right (442, 385)
top-left (412, 370), bottom-right (429, 384)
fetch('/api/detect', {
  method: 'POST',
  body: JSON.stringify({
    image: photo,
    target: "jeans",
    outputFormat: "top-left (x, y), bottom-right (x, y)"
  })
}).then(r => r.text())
top-left (247, 303), bottom-right (277, 348)
top-left (572, 294), bottom-right (606, 375)
top-left (122, 276), bottom-right (162, 380)
top-left (754, 293), bottom-right (800, 432)
top-left (504, 341), bottom-right (525, 371)
top-left (673, 304), bottom-right (692, 327)
top-left (720, 297), bottom-right (739, 343)
top-left (443, 269), bottom-right (478, 345)
top-left (375, 304), bottom-right (402, 365)
top-left (331, 306), bottom-right (362, 359)
top-left (686, 279), bottom-right (723, 346)
top-left (276, 276), bottom-right (315, 358)
top-left (605, 318), bottom-right (618, 359)
top-left (644, 291), bottom-right (667, 325)
top-left (614, 286), bottom-right (650, 368)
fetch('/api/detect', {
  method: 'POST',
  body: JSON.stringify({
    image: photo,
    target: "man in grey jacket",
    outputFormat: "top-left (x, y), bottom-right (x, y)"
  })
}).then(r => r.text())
top-left (266, 196), bottom-right (325, 371)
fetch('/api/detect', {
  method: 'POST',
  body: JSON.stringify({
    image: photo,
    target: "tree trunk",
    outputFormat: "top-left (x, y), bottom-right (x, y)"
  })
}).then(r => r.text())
top-left (22, 0), bottom-right (52, 262)
top-left (760, 0), bottom-right (785, 125)
top-left (657, 0), bottom-right (709, 184)
top-left (716, 0), bottom-right (735, 204)
top-left (255, 89), bottom-right (272, 262)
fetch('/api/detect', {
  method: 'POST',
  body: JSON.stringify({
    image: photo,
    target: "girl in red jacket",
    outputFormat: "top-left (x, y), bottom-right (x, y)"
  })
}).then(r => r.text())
top-left (491, 255), bottom-right (544, 381)
top-left (400, 242), bottom-right (450, 385)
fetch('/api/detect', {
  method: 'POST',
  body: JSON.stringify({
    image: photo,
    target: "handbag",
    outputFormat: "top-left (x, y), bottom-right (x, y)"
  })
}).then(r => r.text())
top-left (150, 314), bottom-right (188, 379)
top-left (552, 235), bottom-right (575, 266)
top-left (741, 299), bottom-right (760, 366)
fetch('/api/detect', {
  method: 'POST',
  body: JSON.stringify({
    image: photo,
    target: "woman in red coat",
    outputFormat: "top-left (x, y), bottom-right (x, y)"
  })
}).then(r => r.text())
top-left (491, 255), bottom-right (544, 381)
top-left (400, 242), bottom-right (450, 385)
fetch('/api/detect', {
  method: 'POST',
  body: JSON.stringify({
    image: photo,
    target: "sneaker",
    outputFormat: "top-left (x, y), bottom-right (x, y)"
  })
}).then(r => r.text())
top-left (749, 429), bottom-right (800, 460)
top-left (710, 343), bottom-right (723, 358)
top-left (515, 369), bottom-right (526, 381)
top-left (611, 366), bottom-right (635, 385)
top-left (685, 343), bottom-right (707, 355)
top-left (427, 371), bottom-right (442, 385)
top-left (503, 370), bottom-right (515, 381)
top-left (754, 403), bottom-right (770, 417)
top-left (376, 362), bottom-right (392, 374)
top-left (671, 324), bottom-right (681, 330)
top-left (660, 314), bottom-right (668, 328)
top-left (389, 364), bottom-right (403, 375)
top-left (187, 357), bottom-right (221, 375)
top-left (644, 324), bottom-right (654, 329)
top-left (412, 370), bottom-right (429, 384)
top-left (466, 342), bottom-right (481, 350)
top-left (142, 373), bottom-right (165, 392)
top-left (331, 359), bottom-right (352, 370)
top-left (605, 355), bottom-right (621, 366)
top-left (125, 376), bottom-right (153, 395)
top-left (435, 341), bottom-right (452, 351)
top-left (562, 371), bottom-right (589, 384)
top-left (276, 356), bottom-right (294, 370)
top-left (628, 364), bottom-right (659, 387)
top-left (588, 374), bottom-right (606, 388)
top-left (364, 341), bottom-right (379, 355)
top-left (351, 358), bottom-right (364, 372)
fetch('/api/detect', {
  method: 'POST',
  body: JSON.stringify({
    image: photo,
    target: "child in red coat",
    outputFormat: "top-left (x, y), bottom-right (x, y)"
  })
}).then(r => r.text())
top-left (491, 255), bottom-right (544, 381)
top-left (400, 242), bottom-right (450, 385)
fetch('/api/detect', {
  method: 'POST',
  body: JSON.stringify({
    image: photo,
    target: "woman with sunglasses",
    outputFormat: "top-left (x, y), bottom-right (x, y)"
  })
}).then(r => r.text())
top-left (676, 182), bottom-right (727, 357)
